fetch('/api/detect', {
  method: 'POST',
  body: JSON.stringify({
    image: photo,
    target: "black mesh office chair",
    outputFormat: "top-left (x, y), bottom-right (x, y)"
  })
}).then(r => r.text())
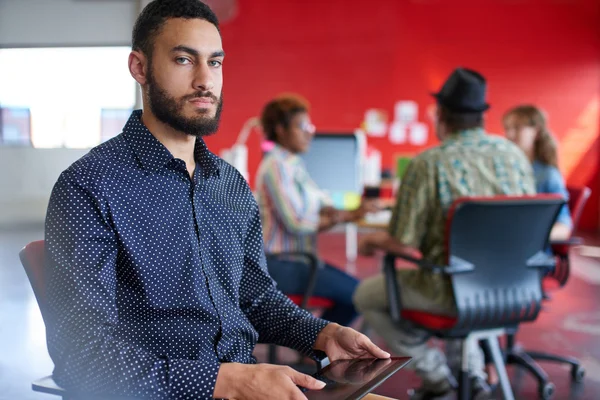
top-left (383, 195), bottom-right (564, 400)
top-left (505, 186), bottom-right (591, 399)
top-left (21, 244), bottom-right (330, 398)
top-left (20, 240), bottom-right (70, 398)
top-left (264, 252), bottom-right (332, 369)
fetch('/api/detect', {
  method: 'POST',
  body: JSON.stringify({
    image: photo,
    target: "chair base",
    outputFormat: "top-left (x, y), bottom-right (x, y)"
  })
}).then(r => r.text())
top-left (436, 328), bottom-right (514, 400)
top-left (505, 338), bottom-right (585, 399)
top-left (506, 348), bottom-right (556, 400)
top-left (526, 351), bottom-right (585, 382)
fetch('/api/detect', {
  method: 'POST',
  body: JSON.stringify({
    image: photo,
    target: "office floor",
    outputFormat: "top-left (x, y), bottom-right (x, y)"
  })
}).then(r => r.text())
top-left (1, 227), bottom-right (600, 400)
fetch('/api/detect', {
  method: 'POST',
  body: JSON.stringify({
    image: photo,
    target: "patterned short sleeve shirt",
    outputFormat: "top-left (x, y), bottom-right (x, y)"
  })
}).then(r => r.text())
top-left (388, 128), bottom-right (536, 309)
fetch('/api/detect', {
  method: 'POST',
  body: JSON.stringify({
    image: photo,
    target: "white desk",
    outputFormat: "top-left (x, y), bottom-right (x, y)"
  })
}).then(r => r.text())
top-left (345, 210), bottom-right (392, 261)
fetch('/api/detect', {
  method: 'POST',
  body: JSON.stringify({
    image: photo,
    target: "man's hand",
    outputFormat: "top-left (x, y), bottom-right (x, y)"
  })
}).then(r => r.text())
top-left (320, 200), bottom-right (383, 229)
top-left (214, 363), bottom-right (325, 400)
top-left (320, 206), bottom-right (338, 218)
top-left (313, 323), bottom-right (390, 362)
top-left (358, 231), bottom-right (422, 259)
top-left (346, 199), bottom-right (383, 222)
top-left (319, 206), bottom-right (344, 231)
top-left (359, 199), bottom-right (382, 214)
top-left (358, 231), bottom-right (388, 256)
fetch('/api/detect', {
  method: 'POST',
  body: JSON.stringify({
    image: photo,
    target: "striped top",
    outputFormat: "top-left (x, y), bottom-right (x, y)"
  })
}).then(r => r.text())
top-left (255, 144), bottom-right (330, 254)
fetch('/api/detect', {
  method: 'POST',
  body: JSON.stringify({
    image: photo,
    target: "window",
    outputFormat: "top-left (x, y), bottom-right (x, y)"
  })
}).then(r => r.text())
top-left (101, 108), bottom-right (132, 143)
top-left (0, 107), bottom-right (31, 146)
top-left (0, 47), bottom-right (136, 148)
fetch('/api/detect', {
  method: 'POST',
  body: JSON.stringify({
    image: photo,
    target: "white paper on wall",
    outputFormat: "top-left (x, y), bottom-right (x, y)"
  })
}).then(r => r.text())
top-left (389, 121), bottom-right (407, 144)
top-left (364, 109), bottom-right (388, 137)
top-left (409, 122), bottom-right (428, 146)
top-left (394, 101), bottom-right (418, 124)
top-left (363, 148), bottom-right (382, 186)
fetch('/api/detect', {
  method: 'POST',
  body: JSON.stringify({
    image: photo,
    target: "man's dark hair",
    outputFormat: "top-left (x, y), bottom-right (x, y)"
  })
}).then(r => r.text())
top-left (132, 0), bottom-right (220, 60)
top-left (438, 105), bottom-right (483, 133)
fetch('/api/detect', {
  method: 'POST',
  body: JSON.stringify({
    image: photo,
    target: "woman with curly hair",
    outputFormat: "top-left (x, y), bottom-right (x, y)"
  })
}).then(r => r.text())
top-left (255, 93), bottom-right (378, 327)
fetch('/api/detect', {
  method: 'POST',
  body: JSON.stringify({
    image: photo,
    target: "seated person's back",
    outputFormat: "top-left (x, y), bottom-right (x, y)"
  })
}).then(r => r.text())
top-left (354, 68), bottom-right (536, 399)
top-left (395, 127), bottom-right (536, 270)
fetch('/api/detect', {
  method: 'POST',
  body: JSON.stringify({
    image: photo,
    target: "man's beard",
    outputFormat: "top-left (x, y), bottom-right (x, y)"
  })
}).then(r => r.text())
top-left (146, 72), bottom-right (223, 138)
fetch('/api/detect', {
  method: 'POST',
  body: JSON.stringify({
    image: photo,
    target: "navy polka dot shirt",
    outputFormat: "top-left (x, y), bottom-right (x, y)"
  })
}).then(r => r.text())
top-left (45, 110), bottom-right (329, 399)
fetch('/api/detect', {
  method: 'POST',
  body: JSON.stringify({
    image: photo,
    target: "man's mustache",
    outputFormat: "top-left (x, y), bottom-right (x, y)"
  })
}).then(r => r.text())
top-left (184, 91), bottom-right (219, 102)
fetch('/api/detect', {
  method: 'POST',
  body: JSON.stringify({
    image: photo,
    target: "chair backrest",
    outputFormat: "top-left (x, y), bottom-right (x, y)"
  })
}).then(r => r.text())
top-left (567, 186), bottom-right (591, 231)
top-left (19, 240), bottom-right (49, 324)
top-left (445, 195), bottom-right (564, 332)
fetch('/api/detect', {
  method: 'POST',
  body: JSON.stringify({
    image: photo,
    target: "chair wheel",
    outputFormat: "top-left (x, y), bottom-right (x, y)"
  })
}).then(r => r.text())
top-left (539, 382), bottom-right (555, 400)
top-left (571, 365), bottom-right (585, 382)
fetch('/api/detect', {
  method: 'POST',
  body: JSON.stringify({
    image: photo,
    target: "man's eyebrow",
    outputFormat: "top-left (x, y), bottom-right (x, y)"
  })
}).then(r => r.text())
top-left (171, 45), bottom-right (199, 57)
top-left (171, 46), bottom-right (225, 59)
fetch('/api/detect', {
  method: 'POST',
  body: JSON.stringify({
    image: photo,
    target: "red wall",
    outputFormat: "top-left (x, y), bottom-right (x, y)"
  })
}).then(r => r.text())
top-left (205, 0), bottom-right (600, 230)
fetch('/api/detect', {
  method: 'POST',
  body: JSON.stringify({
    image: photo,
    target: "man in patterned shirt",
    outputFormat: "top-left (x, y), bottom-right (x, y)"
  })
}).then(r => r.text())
top-left (353, 68), bottom-right (536, 399)
top-left (44, 1), bottom-right (389, 399)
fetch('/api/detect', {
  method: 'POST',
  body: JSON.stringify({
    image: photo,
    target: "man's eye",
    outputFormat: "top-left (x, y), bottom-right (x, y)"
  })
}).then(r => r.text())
top-left (176, 57), bottom-right (191, 65)
top-left (209, 60), bottom-right (222, 68)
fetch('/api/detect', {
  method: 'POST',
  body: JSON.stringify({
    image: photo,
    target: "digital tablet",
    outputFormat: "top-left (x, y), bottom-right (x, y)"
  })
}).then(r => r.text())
top-left (304, 357), bottom-right (411, 400)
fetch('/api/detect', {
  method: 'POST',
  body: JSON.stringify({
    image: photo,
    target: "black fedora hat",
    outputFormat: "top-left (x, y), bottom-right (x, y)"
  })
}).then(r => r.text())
top-left (432, 68), bottom-right (490, 113)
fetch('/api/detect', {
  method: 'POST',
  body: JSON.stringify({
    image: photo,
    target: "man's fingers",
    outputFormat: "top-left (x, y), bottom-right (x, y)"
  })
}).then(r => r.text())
top-left (288, 368), bottom-right (326, 390)
top-left (361, 336), bottom-right (391, 358)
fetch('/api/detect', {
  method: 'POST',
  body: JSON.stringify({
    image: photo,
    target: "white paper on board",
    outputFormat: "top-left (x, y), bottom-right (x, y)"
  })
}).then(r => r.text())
top-left (389, 121), bottom-right (407, 144)
top-left (364, 109), bottom-right (388, 137)
top-left (409, 122), bottom-right (428, 146)
top-left (394, 101), bottom-right (418, 124)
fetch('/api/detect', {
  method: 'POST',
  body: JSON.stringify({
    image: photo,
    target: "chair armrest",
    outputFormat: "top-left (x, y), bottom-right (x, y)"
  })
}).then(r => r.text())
top-left (384, 251), bottom-right (474, 274)
top-left (383, 254), bottom-right (403, 324)
top-left (550, 237), bottom-right (583, 257)
top-left (550, 237), bottom-right (583, 246)
top-left (267, 252), bottom-right (320, 267)
top-left (266, 252), bottom-right (321, 309)
top-left (526, 251), bottom-right (556, 270)
top-left (382, 251), bottom-right (461, 325)
top-left (32, 376), bottom-right (67, 396)
top-left (384, 252), bottom-right (445, 273)
top-left (383, 252), bottom-right (475, 323)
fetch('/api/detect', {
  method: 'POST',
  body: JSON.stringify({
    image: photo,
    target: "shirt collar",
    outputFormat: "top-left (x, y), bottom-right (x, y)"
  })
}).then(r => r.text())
top-left (444, 127), bottom-right (486, 142)
top-left (269, 143), bottom-right (302, 164)
top-left (123, 110), bottom-right (220, 177)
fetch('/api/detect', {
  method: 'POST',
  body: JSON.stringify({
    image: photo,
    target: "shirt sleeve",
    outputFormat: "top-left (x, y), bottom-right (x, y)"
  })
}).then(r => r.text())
top-left (45, 170), bottom-right (220, 399)
top-left (387, 156), bottom-right (432, 248)
top-left (260, 158), bottom-right (322, 235)
top-left (545, 166), bottom-right (573, 227)
top-left (238, 200), bottom-right (329, 355)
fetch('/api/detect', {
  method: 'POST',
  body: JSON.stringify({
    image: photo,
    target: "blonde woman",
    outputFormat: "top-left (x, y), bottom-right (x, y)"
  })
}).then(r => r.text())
top-left (504, 105), bottom-right (572, 240)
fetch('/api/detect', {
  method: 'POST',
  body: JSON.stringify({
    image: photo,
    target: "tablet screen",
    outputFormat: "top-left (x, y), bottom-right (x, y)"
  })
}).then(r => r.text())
top-left (305, 357), bottom-right (411, 400)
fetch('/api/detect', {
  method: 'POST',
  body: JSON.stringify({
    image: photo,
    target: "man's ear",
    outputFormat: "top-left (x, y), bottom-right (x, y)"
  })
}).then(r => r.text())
top-left (128, 50), bottom-right (148, 86)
